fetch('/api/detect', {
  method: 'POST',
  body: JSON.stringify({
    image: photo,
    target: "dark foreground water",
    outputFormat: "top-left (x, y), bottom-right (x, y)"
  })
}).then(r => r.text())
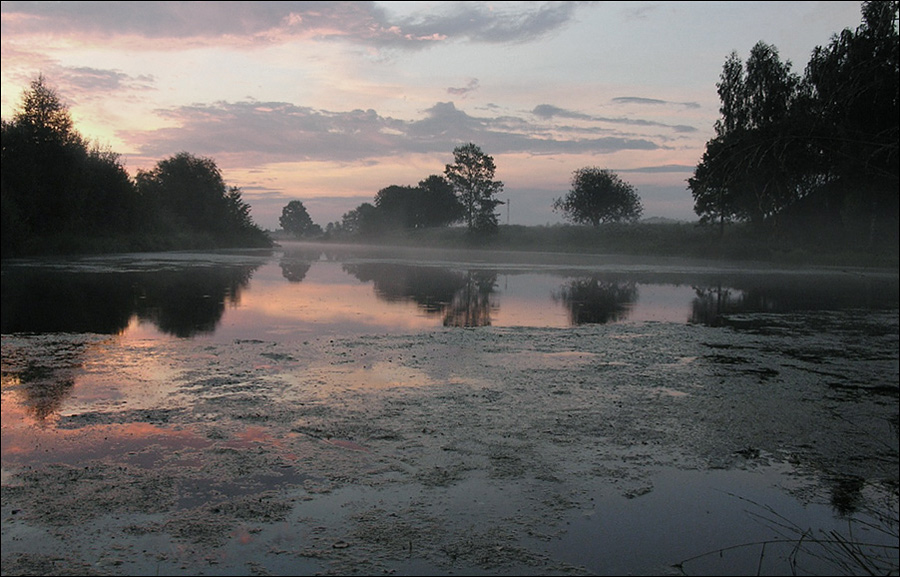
top-left (1, 242), bottom-right (898, 576)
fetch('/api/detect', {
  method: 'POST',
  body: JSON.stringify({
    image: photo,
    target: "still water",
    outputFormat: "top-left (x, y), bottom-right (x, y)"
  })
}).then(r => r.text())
top-left (1, 241), bottom-right (898, 576)
top-left (2, 241), bottom-right (897, 339)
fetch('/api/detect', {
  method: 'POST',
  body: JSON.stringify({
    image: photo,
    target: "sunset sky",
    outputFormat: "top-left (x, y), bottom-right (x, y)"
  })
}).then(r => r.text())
top-left (1, 1), bottom-right (866, 229)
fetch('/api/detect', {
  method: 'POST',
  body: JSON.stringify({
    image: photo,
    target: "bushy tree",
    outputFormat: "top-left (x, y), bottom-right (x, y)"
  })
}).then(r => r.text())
top-left (690, 1), bottom-right (898, 245)
top-left (280, 200), bottom-right (314, 238)
top-left (802, 0), bottom-right (899, 241)
top-left (417, 175), bottom-right (465, 228)
top-left (1, 74), bottom-right (271, 255)
top-left (136, 152), bottom-right (270, 246)
top-left (553, 168), bottom-right (643, 226)
top-left (374, 184), bottom-right (419, 229)
top-left (370, 176), bottom-right (464, 232)
top-left (690, 42), bottom-right (806, 229)
top-left (1, 75), bottom-right (140, 254)
top-left (341, 202), bottom-right (380, 236)
top-left (444, 143), bottom-right (504, 234)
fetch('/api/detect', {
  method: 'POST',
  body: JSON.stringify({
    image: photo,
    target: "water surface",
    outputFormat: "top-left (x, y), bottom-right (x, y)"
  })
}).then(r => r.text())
top-left (2, 242), bottom-right (897, 576)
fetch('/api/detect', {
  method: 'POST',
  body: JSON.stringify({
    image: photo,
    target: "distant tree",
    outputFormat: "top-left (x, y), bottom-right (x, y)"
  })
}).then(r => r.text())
top-left (324, 221), bottom-right (346, 238)
top-left (417, 175), bottom-right (465, 227)
top-left (553, 168), bottom-right (643, 226)
top-left (342, 202), bottom-right (381, 236)
top-left (280, 200), bottom-right (314, 238)
top-left (444, 143), bottom-right (504, 234)
top-left (372, 177), bottom-right (464, 231)
top-left (374, 184), bottom-right (418, 229)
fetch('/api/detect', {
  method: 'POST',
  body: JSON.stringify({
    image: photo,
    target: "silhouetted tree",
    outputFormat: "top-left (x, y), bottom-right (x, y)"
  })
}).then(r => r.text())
top-left (13, 73), bottom-right (77, 147)
top-left (1, 75), bottom-right (140, 255)
top-left (372, 177), bottom-right (464, 231)
top-left (136, 152), bottom-right (270, 247)
top-left (2, 75), bottom-right (271, 255)
top-left (342, 202), bottom-right (381, 236)
top-left (374, 184), bottom-right (419, 229)
top-left (690, 1), bottom-right (899, 246)
top-left (417, 175), bottom-right (465, 227)
top-left (553, 168), bottom-right (643, 226)
top-left (689, 42), bottom-right (806, 230)
top-left (802, 0), bottom-right (899, 243)
top-left (444, 143), bottom-right (504, 234)
top-left (280, 200), bottom-right (314, 238)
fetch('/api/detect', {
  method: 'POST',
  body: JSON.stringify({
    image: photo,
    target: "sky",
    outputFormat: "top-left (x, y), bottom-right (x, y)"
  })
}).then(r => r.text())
top-left (1, 1), bottom-right (868, 230)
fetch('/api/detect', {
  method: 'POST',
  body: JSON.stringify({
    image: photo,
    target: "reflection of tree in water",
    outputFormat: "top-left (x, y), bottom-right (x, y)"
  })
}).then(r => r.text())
top-left (134, 266), bottom-right (257, 338)
top-left (280, 260), bottom-right (312, 283)
top-left (690, 276), bottom-right (899, 327)
top-left (829, 475), bottom-right (867, 517)
top-left (343, 263), bottom-right (498, 326)
top-left (554, 277), bottom-right (637, 325)
top-left (10, 362), bottom-right (76, 423)
top-left (279, 245), bottom-right (326, 282)
top-left (343, 263), bottom-right (465, 315)
top-left (1, 270), bottom-right (135, 334)
top-left (443, 270), bottom-right (498, 327)
top-left (1, 264), bottom-right (259, 338)
top-left (690, 285), bottom-right (738, 326)
top-left (690, 284), bottom-right (787, 326)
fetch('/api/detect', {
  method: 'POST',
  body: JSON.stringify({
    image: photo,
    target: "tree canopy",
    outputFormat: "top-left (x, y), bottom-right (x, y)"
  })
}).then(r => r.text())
top-left (136, 152), bottom-right (270, 246)
top-left (553, 168), bottom-right (644, 226)
top-left (444, 143), bottom-right (504, 234)
top-left (2, 76), bottom-right (271, 256)
top-left (2, 75), bottom-right (140, 254)
top-left (280, 200), bottom-right (315, 238)
top-left (689, 0), bottom-right (898, 246)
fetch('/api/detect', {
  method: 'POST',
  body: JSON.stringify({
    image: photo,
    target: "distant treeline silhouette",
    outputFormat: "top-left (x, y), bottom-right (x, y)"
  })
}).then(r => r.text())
top-left (1, 75), bottom-right (272, 257)
top-left (2, 2), bottom-right (896, 259)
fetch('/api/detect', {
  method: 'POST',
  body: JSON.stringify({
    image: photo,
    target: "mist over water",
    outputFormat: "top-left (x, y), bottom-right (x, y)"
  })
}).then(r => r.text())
top-left (2, 242), bottom-right (897, 576)
top-left (2, 242), bottom-right (896, 340)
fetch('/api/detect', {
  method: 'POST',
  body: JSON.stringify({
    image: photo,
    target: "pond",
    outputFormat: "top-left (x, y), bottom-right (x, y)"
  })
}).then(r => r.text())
top-left (2, 241), bottom-right (898, 576)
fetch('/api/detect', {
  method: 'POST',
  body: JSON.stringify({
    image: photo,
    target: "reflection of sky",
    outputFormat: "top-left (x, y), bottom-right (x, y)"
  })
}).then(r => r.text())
top-left (628, 284), bottom-right (697, 323)
top-left (10, 252), bottom-right (896, 343)
top-left (118, 263), bottom-right (703, 340)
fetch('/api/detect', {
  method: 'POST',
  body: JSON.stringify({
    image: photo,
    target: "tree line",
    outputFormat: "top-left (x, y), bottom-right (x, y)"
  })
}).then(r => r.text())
top-left (279, 144), bottom-right (644, 240)
top-left (4, 1), bottom-right (894, 257)
top-left (689, 0), bottom-right (898, 247)
top-left (280, 142), bottom-right (513, 239)
top-left (1, 75), bottom-right (272, 257)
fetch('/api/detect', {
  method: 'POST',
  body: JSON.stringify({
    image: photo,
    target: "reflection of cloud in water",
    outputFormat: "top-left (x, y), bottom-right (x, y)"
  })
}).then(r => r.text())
top-left (294, 362), bottom-right (435, 395)
top-left (4, 247), bottom-right (897, 340)
top-left (1, 420), bottom-right (211, 467)
top-left (239, 279), bottom-right (438, 334)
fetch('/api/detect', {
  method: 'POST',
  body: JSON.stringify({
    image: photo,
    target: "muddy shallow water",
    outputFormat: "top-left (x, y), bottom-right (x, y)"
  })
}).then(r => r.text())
top-left (2, 242), bottom-right (898, 576)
